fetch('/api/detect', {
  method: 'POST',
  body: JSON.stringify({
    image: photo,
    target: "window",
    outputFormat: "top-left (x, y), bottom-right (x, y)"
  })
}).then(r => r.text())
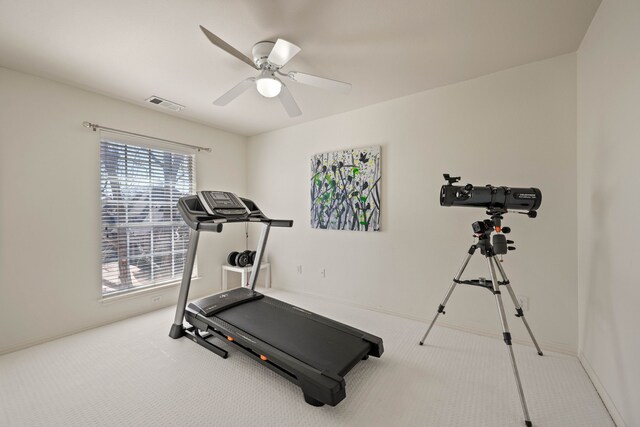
top-left (100, 139), bottom-right (195, 297)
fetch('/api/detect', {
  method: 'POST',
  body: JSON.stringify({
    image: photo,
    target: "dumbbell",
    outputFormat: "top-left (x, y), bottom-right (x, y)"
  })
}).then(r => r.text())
top-left (227, 250), bottom-right (257, 267)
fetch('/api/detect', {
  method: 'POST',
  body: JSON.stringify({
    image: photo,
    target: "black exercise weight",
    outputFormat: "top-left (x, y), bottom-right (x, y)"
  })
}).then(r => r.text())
top-left (228, 250), bottom-right (257, 267)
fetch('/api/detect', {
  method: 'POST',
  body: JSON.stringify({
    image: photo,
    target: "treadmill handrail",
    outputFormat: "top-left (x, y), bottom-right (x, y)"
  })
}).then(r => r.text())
top-left (177, 194), bottom-right (293, 231)
top-left (170, 192), bottom-right (294, 337)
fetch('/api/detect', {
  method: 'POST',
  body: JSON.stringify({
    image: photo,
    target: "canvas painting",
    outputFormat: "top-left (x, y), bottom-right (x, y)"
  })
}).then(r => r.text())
top-left (310, 146), bottom-right (381, 231)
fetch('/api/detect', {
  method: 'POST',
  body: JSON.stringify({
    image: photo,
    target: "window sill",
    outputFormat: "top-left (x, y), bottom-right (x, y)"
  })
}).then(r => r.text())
top-left (99, 277), bottom-right (199, 304)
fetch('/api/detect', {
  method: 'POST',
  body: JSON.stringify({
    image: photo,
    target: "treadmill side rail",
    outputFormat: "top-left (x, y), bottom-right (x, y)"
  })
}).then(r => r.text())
top-left (185, 308), bottom-right (351, 406)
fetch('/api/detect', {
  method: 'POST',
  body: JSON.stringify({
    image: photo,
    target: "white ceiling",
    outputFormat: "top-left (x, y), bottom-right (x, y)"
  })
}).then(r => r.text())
top-left (0, 0), bottom-right (601, 136)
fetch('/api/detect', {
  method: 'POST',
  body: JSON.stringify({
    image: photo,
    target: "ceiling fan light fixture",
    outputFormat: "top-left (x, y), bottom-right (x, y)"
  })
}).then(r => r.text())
top-left (256, 76), bottom-right (282, 98)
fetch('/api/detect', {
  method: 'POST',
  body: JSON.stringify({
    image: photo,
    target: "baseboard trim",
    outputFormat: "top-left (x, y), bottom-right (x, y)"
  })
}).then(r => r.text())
top-left (269, 286), bottom-right (576, 355)
top-left (437, 319), bottom-right (575, 355)
top-left (0, 286), bottom-right (216, 356)
top-left (0, 316), bottom-right (142, 355)
top-left (579, 353), bottom-right (625, 426)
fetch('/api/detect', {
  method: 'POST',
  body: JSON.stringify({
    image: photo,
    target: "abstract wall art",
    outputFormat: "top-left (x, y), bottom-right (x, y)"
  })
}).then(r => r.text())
top-left (310, 146), bottom-right (381, 231)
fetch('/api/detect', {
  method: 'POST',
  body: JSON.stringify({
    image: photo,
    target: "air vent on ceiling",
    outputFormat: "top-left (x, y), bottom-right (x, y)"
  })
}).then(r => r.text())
top-left (145, 96), bottom-right (185, 112)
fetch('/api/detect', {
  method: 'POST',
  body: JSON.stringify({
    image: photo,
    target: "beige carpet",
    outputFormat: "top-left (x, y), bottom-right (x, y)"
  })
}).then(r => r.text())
top-left (0, 289), bottom-right (613, 427)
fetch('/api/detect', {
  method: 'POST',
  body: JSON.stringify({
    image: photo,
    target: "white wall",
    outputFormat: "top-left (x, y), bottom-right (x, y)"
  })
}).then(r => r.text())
top-left (577, 0), bottom-right (640, 425)
top-left (248, 54), bottom-right (578, 353)
top-left (0, 67), bottom-right (247, 354)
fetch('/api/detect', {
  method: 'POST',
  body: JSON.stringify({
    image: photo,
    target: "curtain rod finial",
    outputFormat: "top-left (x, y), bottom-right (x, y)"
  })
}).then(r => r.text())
top-left (83, 121), bottom-right (97, 131)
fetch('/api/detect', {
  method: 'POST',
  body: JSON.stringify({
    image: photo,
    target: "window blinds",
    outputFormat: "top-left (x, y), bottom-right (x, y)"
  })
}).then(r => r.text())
top-left (100, 139), bottom-right (195, 296)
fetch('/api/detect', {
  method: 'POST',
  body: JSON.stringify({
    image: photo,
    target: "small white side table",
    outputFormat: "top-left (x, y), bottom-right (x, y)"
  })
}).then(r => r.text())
top-left (222, 263), bottom-right (271, 290)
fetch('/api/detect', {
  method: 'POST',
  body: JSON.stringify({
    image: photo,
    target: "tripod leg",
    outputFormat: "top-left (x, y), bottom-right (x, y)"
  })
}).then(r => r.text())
top-left (419, 248), bottom-right (474, 345)
top-left (493, 257), bottom-right (543, 356)
top-left (487, 257), bottom-right (532, 427)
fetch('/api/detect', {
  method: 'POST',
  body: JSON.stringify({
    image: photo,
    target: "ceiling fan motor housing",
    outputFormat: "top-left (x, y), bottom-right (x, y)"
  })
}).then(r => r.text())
top-left (252, 41), bottom-right (277, 69)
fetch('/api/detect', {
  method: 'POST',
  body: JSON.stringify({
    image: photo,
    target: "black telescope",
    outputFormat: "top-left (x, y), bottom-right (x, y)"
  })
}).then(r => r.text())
top-left (440, 174), bottom-right (541, 216)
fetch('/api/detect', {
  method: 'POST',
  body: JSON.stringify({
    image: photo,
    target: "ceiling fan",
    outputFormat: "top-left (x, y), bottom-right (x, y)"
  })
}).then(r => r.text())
top-left (199, 25), bottom-right (351, 117)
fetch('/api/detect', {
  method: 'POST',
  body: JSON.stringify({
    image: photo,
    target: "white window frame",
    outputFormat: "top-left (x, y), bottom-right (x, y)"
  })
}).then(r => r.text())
top-left (99, 135), bottom-right (197, 300)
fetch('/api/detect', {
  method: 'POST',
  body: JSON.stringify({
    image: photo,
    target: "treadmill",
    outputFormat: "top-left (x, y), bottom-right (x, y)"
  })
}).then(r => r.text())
top-left (169, 191), bottom-right (383, 407)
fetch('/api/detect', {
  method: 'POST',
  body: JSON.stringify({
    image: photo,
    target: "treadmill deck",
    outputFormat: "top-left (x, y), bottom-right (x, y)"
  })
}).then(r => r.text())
top-left (214, 296), bottom-right (372, 376)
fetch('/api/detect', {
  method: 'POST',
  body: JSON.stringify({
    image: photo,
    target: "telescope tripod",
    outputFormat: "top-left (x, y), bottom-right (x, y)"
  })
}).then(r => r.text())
top-left (419, 222), bottom-right (542, 427)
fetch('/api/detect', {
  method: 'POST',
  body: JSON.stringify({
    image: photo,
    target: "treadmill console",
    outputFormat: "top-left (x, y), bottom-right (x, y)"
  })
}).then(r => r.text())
top-left (197, 191), bottom-right (248, 217)
top-left (177, 191), bottom-right (293, 231)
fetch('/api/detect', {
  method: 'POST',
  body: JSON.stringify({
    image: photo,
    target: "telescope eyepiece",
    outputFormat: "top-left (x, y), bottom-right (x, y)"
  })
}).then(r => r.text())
top-left (456, 184), bottom-right (474, 200)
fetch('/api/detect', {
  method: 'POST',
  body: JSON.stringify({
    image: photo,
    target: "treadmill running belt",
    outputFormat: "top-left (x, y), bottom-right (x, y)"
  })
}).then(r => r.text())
top-left (215, 296), bottom-right (371, 376)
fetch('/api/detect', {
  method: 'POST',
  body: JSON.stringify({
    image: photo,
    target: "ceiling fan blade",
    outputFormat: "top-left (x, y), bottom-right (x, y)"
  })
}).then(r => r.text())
top-left (277, 83), bottom-right (302, 117)
top-left (199, 25), bottom-right (257, 69)
top-left (286, 71), bottom-right (351, 94)
top-left (213, 78), bottom-right (256, 106)
top-left (267, 39), bottom-right (301, 67)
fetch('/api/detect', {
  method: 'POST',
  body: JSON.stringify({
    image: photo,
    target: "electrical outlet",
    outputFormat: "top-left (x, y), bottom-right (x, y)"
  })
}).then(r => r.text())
top-left (297, 265), bottom-right (303, 275)
top-left (151, 295), bottom-right (162, 304)
top-left (320, 268), bottom-right (326, 279)
top-left (516, 295), bottom-right (529, 311)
